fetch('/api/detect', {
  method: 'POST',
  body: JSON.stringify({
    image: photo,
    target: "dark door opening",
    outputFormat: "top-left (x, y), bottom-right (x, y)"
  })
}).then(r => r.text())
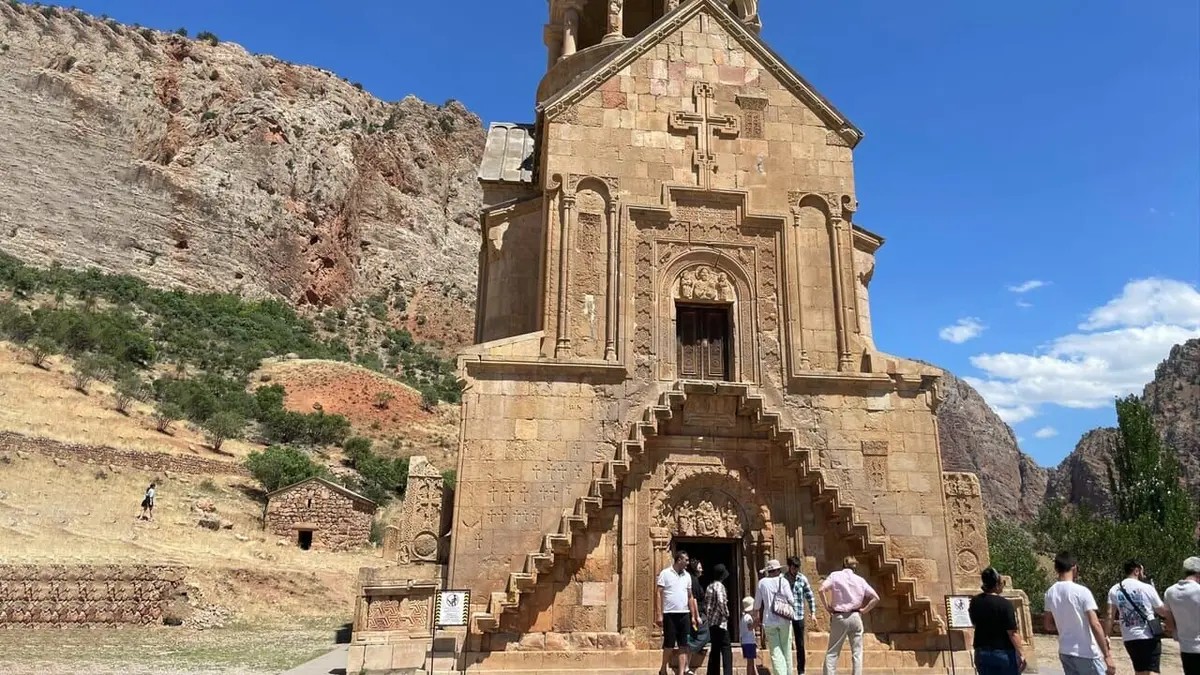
top-left (298, 530), bottom-right (313, 550)
top-left (673, 537), bottom-right (743, 641)
top-left (677, 304), bottom-right (731, 381)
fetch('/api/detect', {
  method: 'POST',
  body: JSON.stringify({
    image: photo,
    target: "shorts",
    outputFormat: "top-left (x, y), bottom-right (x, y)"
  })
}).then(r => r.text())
top-left (1058, 654), bottom-right (1106, 675)
top-left (688, 624), bottom-right (711, 653)
top-left (741, 643), bottom-right (757, 660)
top-left (662, 613), bottom-right (690, 649)
top-left (141, 497), bottom-right (151, 509)
top-left (1123, 638), bottom-right (1162, 673)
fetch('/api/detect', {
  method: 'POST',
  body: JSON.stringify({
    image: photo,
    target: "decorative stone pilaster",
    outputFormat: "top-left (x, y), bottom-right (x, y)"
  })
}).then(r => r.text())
top-left (556, 191), bottom-right (576, 358)
top-left (604, 199), bottom-right (620, 361)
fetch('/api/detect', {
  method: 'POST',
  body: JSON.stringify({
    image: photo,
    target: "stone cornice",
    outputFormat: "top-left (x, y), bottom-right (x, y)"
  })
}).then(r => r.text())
top-left (627, 183), bottom-right (788, 231)
top-left (537, 0), bottom-right (863, 148)
top-left (461, 356), bottom-right (628, 381)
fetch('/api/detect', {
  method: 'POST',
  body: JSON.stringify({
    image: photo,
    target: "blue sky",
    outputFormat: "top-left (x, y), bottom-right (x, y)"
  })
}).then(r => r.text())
top-left (55, 0), bottom-right (1200, 466)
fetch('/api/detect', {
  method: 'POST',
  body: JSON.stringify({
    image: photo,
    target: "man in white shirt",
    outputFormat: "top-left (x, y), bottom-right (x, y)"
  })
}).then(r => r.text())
top-left (1044, 552), bottom-right (1116, 675)
top-left (656, 549), bottom-right (698, 675)
top-left (1104, 559), bottom-right (1167, 675)
top-left (1163, 556), bottom-right (1200, 675)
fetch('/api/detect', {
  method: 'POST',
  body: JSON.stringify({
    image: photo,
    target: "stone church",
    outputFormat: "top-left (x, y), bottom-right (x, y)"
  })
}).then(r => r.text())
top-left (349, 1), bottom-right (1034, 673)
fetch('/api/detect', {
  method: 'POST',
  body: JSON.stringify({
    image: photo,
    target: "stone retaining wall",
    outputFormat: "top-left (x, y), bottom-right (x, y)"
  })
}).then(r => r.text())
top-left (0, 564), bottom-right (186, 627)
top-left (0, 431), bottom-right (249, 477)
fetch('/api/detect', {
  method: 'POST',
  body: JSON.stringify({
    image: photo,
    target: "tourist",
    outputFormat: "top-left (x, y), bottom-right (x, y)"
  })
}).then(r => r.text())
top-left (786, 556), bottom-right (818, 675)
top-left (968, 567), bottom-right (1026, 675)
top-left (1043, 552), bottom-right (1116, 675)
top-left (657, 549), bottom-right (699, 675)
top-left (1105, 559), bottom-right (1167, 675)
top-left (753, 559), bottom-right (795, 675)
top-left (688, 559), bottom-right (711, 674)
top-left (819, 556), bottom-right (879, 675)
top-left (1162, 556), bottom-right (1200, 675)
top-left (702, 563), bottom-right (734, 675)
top-left (741, 596), bottom-right (758, 675)
top-left (139, 482), bottom-right (156, 521)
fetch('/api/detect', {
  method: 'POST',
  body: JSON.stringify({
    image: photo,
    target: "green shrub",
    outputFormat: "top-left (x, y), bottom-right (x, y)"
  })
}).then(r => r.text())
top-left (25, 337), bottom-right (57, 368)
top-left (195, 31), bottom-right (218, 45)
top-left (203, 411), bottom-right (246, 451)
top-left (153, 402), bottom-right (184, 434)
top-left (343, 436), bottom-right (373, 465)
top-left (113, 373), bottom-right (146, 414)
top-left (441, 469), bottom-right (456, 491)
top-left (174, 27), bottom-right (187, 37)
top-left (342, 442), bottom-right (408, 505)
top-left (245, 446), bottom-right (326, 493)
top-left (986, 520), bottom-right (1050, 612)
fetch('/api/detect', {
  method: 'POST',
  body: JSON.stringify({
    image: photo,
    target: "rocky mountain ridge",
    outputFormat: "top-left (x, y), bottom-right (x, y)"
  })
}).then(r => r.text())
top-left (937, 338), bottom-right (1200, 521)
top-left (0, 2), bottom-right (484, 346)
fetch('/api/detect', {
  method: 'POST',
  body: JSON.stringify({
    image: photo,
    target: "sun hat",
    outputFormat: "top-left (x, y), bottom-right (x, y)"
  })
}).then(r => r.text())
top-left (1184, 556), bottom-right (1200, 574)
top-left (760, 559), bottom-right (782, 573)
top-left (742, 596), bottom-right (754, 612)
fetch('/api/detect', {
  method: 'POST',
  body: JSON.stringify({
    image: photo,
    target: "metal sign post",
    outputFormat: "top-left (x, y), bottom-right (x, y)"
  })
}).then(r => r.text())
top-left (429, 589), bottom-right (470, 674)
top-left (945, 595), bottom-right (974, 674)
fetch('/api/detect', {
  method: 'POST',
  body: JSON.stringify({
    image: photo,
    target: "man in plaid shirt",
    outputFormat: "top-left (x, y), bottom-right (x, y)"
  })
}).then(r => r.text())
top-left (787, 556), bottom-right (818, 675)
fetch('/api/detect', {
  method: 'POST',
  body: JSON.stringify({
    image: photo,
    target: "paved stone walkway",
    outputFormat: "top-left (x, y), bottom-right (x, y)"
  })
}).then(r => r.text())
top-left (280, 645), bottom-right (347, 675)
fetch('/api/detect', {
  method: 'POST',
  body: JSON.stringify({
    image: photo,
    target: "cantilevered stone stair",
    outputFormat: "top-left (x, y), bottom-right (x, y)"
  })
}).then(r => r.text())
top-left (472, 381), bottom-right (935, 633)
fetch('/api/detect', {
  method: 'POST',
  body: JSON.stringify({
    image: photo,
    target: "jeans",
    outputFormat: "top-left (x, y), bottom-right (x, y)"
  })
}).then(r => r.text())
top-left (706, 625), bottom-right (734, 675)
top-left (764, 623), bottom-right (794, 675)
top-left (1058, 654), bottom-right (1106, 675)
top-left (973, 648), bottom-right (1019, 675)
top-left (792, 618), bottom-right (807, 674)
top-left (823, 612), bottom-right (864, 675)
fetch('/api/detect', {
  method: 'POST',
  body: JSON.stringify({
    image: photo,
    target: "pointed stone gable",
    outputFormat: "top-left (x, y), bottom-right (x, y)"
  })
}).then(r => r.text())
top-left (539, 0), bottom-right (861, 147)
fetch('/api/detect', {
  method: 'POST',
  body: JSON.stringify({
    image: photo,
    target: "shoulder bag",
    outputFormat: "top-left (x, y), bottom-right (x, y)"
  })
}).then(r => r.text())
top-left (771, 576), bottom-right (795, 621)
top-left (1118, 582), bottom-right (1164, 638)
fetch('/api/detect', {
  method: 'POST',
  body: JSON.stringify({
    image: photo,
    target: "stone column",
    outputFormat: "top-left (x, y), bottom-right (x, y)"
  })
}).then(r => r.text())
top-left (562, 4), bottom-right (580, 59)
top-left (556, 193), bottom-right (576, 358)
top-left (604, 200), bottom-right (619, 361)
top-left (604, 0), bottom-right (624, 42)
top-left (826, 196), bottom-right (853, 371)
top-left (544, 24), bottom-right (563, 69)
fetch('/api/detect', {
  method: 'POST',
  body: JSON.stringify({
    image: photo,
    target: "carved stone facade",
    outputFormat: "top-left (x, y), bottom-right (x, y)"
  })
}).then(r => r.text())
top-left (359, 1), bottom-right (1031, 672)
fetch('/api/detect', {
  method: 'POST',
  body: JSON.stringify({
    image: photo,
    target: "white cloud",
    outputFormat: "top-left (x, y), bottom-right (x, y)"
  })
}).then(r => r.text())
top-left (1016, 300), bottom-right (1034, 309)
top-left (939, 317), bottom-right (985, 344)
top-left (1033, 427), bottom-right (1058, 439)
top-left (1008, 280), bottom-right (1048, 294)
top-left (1080, 278), bottom-right (1200, 331)
top-left (967, 278), bottom-right (1200, 425)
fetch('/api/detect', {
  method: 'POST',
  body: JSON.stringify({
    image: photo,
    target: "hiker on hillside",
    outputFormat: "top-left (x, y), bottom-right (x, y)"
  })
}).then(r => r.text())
top-left (1105, 559), bottom-right (1168, 675)
top-left (139, 482), bottom-right (156, 521)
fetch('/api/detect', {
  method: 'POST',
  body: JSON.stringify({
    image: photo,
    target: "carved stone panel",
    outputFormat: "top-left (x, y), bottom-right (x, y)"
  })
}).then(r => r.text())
top-left (943, 472), bottom-right (990, 592)
top-left (736, 95), bottom-right (769, 140)
top-left (571, 209), bottom-right (606, 358)
top-left (676, 265), bottom-right (736, 302)
top-left (365, 595), bottom-right (432, 632)
top-left (388, 457), bottom-right (447, 565)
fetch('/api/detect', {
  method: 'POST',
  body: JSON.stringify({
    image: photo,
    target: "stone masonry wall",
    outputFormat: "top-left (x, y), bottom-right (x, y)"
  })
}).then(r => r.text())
top-left (0, 564), bottom-right (185, 627)
top-left (0, 431), bottom-right (249, 476)
top-left (265, 481), bottom-right (374, 552)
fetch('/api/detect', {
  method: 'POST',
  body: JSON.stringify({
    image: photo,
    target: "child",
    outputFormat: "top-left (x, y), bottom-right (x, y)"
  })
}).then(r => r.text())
top-left (740, 596), bottom-right (757, 675)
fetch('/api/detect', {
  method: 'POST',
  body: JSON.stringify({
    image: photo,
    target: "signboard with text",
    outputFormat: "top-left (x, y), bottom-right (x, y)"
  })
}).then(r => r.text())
top-left (435, 589), bottom-right (470, 628)
top-left (946, 595), bottom-right (973, 629)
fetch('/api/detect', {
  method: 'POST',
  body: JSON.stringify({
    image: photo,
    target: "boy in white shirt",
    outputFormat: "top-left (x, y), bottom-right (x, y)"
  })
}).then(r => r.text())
top-left (741, 596), bottom-right (757, 675)
top-left (1104, 559), bottom-right (1167, 675)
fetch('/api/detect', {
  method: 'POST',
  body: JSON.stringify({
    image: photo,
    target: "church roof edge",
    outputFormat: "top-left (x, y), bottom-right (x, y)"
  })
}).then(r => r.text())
top-left (536, 0), bottom-right (863, 148)
top-left (479, 122), bottom-right (537, 184)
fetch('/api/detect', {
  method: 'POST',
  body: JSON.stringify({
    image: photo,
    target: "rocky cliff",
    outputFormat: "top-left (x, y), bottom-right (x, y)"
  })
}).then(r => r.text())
top-left (936, 369), bottom-right (1048, 520)
top-left (1046, 338), bottom-right (1200, 514)
top-left (0, 3), bottom-right (484, 346)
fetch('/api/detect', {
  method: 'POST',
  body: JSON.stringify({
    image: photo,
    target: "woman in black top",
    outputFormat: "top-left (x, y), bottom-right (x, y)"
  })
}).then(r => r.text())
top-left (968, 568), bottom-right (1026, 675)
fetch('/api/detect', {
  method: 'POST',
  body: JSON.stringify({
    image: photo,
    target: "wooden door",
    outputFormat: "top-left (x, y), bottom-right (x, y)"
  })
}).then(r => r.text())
top-left (677, 305), bottom-right (731, 381)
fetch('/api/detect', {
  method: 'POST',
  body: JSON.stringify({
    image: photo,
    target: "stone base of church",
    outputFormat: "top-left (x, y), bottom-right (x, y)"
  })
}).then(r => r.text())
top-left (457, 647), bottom-right (969, 674)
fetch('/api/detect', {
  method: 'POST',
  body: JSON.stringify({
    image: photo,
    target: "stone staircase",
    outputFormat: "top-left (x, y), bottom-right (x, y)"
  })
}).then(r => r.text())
top-left (472, 381), bottom-right (935, 633)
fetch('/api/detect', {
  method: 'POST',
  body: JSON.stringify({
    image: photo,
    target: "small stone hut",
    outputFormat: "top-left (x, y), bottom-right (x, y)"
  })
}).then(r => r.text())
top-left (264, 476), bottom-right (377, 552)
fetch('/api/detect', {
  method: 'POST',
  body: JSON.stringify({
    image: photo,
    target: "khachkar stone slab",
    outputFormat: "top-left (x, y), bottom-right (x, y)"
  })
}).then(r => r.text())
top-left (0, 565), bottom-right (185, 626)
top-left (383, 456), bottom-right (448, 565)
top-left (943, 472), bottom-right (990, 593)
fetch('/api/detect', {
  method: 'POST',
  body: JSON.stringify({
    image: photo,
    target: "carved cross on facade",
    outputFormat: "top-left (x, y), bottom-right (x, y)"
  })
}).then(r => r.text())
top-left (670, 82), bottom-right (740, 189)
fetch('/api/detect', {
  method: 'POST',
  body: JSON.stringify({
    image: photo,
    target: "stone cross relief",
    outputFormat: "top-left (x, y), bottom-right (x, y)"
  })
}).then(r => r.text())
top-left (670, 82), bottom-right (740, 189)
